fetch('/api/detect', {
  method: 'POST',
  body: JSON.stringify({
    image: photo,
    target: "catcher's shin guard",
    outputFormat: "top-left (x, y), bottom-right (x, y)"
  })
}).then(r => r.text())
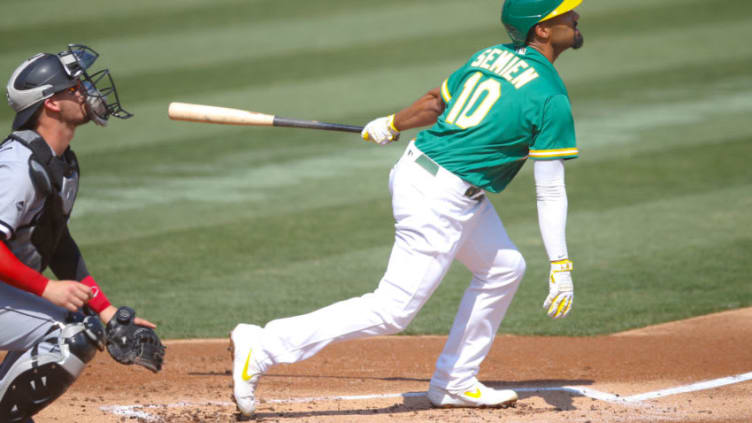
top-left (0, 316), bottom-right (105, 422)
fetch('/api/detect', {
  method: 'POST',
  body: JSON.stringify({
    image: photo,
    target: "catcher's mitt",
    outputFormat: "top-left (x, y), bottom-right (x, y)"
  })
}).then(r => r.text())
top-left (105, 306), bottom-right (165, 373)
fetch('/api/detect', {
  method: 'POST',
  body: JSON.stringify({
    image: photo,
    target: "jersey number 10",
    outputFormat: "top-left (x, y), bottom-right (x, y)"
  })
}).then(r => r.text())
top-left (445, 72), bottom-right (501, 129)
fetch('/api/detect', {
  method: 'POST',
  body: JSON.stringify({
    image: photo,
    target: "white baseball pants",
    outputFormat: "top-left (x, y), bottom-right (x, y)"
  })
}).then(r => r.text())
top-left (257, 141), bottom-right (525, 391)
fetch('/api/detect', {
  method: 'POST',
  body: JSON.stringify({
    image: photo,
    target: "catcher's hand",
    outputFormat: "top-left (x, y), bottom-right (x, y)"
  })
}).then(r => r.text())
top-left (362, 114), bottom-right (400, 145)
top-left (543, 259), bottom-right (574, 319)
top-left (105, 306), bottom-right (166, 373)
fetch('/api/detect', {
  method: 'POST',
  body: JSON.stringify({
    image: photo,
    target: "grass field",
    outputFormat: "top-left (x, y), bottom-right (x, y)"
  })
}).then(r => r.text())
top-left (2, 0), bottom-right (751, 338)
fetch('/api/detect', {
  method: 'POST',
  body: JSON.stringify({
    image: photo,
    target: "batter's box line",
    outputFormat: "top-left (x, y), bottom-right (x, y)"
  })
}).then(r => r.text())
top-left (101, 401), bottom-right (233, 421)
top-left (99, 371), bottom-right (752, 420)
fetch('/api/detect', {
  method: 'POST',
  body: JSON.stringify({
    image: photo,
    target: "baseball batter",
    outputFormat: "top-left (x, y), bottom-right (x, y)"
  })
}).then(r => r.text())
top-left (0, 45), bottom-right (163, 423)
top-left (231, 0), bottom-right (583, 415)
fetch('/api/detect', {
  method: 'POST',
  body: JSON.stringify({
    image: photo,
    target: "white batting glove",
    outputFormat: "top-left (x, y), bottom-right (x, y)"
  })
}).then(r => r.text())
top-left (361, 114), bottom-right (400, 145)
top-left (543, 259), bottom-right (574, 319)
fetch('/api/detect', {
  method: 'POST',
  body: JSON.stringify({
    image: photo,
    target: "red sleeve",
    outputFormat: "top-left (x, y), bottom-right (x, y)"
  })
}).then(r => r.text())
top-left (79, 275), bottom-right (112, 313)
top-left (0, 241), bottom-right (49, 296)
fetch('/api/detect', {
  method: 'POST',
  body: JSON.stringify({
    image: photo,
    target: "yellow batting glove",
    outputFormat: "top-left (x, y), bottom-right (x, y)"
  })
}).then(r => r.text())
top-left (543, 259), bottom-right (574, 319)
top-left (361, 114), bottom-right (400, 145)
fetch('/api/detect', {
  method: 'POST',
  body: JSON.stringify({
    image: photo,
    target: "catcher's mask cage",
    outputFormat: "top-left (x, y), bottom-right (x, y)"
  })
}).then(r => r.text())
top-left (6, 43), bottom-right (131, 129)
top-left (60, 44), bottom-right (133, 126)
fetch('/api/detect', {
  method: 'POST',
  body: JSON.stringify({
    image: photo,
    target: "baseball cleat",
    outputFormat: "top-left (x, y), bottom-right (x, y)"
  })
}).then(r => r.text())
top-left (230, 324), bottom-right (265, 416)
top-left (426, 380), bottom-right (518, 408)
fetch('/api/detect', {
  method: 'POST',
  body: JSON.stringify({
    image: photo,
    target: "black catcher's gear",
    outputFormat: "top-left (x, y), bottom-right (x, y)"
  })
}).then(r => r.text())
top-left (0, 316), bottom-right (105, 422)
top-left (105, 306), bottom-right (165, 373)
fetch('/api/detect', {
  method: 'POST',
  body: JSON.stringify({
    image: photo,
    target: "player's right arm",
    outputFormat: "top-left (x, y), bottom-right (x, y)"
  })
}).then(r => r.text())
top-left (362, 86), bottom-right (445, 145)
top-left (393, 86), bottom-right (445, 130)
top-left (0, 240), bottom-right (91, 311)
top-left (1, 154), bottom-right (92, 311)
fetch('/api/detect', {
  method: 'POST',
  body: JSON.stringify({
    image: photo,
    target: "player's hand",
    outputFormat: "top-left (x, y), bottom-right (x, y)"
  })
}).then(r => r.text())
top-left (41, 280), bottom-right (93, 312)
top-left (362, 114), bottom-right (400, 145)
top-left (543, 259), bottom-right (574, 319)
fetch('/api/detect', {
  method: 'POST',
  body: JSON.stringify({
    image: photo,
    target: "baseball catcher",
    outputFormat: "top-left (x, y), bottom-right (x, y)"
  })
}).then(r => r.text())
top-left (1, 44), bottom-right (163, 423)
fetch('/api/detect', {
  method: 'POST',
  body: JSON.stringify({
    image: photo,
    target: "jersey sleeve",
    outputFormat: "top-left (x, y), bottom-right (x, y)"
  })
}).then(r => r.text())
top-left (0, 159), bottom-right (36, 239)
top-left (440, 55), bottom-right (476, 104)
top-left (529, 94), bottom-right (578, 160)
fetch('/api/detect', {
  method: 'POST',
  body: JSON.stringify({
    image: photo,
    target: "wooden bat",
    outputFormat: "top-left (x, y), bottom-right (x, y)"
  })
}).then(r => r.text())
top-left (167, 102), bottom-right (363, 133)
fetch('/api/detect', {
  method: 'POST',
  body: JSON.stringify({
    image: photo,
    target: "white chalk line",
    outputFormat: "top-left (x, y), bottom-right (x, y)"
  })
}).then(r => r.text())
top-left (101, 401), bottom-right (232, 421)
top-left (620, 371), bottom-right (752, 403)
top-left (100, 371), bottom-right (752, 420)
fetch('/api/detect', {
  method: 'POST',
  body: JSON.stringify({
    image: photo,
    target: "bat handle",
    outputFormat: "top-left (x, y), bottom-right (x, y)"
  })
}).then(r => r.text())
top-left (273, 117), bottom-right (364, 133)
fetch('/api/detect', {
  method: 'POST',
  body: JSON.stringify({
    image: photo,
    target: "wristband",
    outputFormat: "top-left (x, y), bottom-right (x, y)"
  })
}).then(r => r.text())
top-left (387, 114), bottom-right (400, 132)
top-left (551, 259), bottom-right (573, 272)
top-left (80, 275), bottom-right (112, 313)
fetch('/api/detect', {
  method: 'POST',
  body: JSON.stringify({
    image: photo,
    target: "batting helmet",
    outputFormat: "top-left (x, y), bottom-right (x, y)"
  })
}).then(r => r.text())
top-left (501, 0), bottom-right (583, 46)
top-left (6, 53), bottom-right (82, 130)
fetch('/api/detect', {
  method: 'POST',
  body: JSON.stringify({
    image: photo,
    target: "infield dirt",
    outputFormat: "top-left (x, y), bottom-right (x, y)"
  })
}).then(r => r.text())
top-left (21, 308), bottom-right (752, 422)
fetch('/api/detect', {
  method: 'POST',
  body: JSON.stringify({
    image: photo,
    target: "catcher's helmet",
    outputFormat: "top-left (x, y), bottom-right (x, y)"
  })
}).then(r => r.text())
top-left (6, 44), bottom-right (131, 130)
top-left (501, 0), bottom-right (582, 46)
top-left (6, 53), bottom-right (81, 130)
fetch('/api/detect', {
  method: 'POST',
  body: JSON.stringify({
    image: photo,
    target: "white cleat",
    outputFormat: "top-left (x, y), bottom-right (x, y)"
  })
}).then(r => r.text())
top-left (427, 380), bottom-right (518, 408)
top-left (230, 324), bottom-right (265, 416)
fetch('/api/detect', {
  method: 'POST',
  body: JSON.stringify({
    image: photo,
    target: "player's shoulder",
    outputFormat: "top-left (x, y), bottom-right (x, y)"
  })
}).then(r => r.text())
top-left (466, 43), bottom-right (516, 64)
top-left (464, 44), bottom-right (566, 95)
top-left (518, 48), bottom-right (568, 93)
top-left (1, 136), bottom-right (34, 157)
top-left (0, 137), bottom-right (33, 173)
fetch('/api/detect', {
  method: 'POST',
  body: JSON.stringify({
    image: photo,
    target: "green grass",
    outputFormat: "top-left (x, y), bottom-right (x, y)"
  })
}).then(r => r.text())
top-left (4, 0), bottom-right (751, 338)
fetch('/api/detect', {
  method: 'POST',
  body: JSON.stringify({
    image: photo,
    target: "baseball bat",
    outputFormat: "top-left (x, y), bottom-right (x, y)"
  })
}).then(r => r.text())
top-left (167, 102), bottom-right (363, 133)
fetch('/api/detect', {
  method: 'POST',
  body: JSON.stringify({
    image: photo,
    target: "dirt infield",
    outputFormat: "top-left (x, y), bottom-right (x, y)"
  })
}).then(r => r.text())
top-left (23, 308), bottom-right (752, 422)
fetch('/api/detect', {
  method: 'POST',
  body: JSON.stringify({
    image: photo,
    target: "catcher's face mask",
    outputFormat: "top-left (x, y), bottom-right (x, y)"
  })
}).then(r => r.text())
top-left (59, 44), bottom-right (133, 126)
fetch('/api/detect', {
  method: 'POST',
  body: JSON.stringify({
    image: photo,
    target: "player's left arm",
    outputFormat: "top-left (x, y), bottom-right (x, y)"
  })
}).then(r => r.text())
top-left (362, 86), bottom-right (445, 145)
top-left (531, 94), bottom-right (578, 319)
top-left (48, 227), bottom-right (156, 328)
top-left (534, 159), bottom-right (574, 319)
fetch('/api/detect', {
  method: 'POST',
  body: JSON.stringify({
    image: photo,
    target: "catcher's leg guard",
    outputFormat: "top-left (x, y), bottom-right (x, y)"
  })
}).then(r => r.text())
top-left (0, 316), bottom-right (105, 422)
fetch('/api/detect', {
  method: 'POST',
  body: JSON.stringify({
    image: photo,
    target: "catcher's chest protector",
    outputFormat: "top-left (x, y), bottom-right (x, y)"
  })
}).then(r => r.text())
top-left (3, 130), bottom-right (79, 268)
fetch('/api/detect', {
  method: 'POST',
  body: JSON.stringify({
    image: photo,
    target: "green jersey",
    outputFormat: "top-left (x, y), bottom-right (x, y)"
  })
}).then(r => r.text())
top-left (414, 43), bottom-right (578, 193)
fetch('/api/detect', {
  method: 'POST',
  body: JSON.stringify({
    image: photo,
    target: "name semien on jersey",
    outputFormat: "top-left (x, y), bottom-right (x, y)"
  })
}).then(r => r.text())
top-left (469, 48), bottom-right (538, 89)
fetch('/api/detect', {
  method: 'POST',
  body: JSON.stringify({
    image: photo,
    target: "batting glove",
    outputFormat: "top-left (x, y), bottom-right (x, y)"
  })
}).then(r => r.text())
top-left (543, 259), bottom-right (574, 319)
top-left (362, 114), bottom-right (400, 145)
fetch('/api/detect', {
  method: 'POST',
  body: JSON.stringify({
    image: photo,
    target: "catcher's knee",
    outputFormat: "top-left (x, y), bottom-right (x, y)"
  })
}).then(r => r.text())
top-left (0, 316), bottom-right (105, 422)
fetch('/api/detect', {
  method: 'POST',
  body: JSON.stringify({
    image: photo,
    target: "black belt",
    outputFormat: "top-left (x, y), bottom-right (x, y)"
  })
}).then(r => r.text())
top-left (413, 153), bottom-right (484, 200)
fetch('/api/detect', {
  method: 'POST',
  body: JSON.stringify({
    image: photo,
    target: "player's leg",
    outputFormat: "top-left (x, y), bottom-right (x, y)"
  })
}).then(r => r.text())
top-left (0, 284), bottom-right (104, 422)
top-left (231, 143), bottom-right (483, 414)
top-left (428, 201), bottom-right (525, 407)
